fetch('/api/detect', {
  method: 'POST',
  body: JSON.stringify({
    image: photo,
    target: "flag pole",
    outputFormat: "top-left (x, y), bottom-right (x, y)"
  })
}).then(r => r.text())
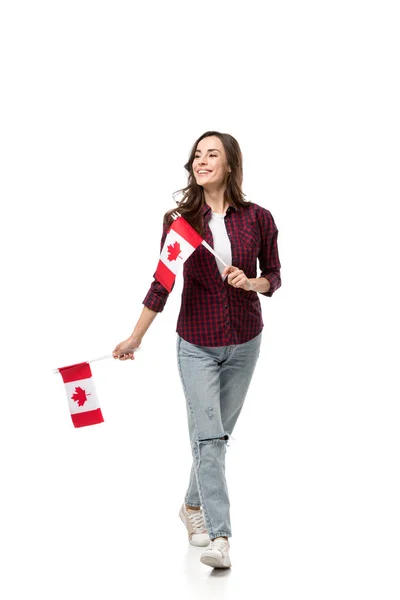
top-left (52, 349), bottom-right (140, 374)
top-left (201, 240), bottom-right (228, 268)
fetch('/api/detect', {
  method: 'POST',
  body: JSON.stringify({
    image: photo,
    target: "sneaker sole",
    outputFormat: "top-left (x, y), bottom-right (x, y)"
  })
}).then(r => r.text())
top-left (200, 555), bottom-right (231, 569)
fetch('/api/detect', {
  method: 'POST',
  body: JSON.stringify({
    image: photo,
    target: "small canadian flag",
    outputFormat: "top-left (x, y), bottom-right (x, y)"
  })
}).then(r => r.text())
top-left (58, 361), bottom-right (104, 428)
top-left (155, 216), bottom-right (203, 292)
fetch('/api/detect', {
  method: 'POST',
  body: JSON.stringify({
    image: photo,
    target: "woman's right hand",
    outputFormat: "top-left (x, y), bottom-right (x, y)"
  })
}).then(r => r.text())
top-left (112, 336), bottom-right (141, 361)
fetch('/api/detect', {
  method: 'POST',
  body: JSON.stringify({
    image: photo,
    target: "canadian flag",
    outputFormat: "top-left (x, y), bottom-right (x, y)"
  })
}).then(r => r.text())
top-left (58, 362), bottom-right (104, 428)
top-left (155, 217), bottom-right (203, 292)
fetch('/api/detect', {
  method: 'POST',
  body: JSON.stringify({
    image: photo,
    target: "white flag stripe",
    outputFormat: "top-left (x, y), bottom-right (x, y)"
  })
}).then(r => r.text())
top-left (64, 377), bottom-right (100, 415)
top-left (159, 230), bottom-right (197, 276)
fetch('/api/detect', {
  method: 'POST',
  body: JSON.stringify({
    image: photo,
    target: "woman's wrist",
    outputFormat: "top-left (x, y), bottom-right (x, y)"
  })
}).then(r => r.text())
top-left (129, 334), bottom-right (142, 346)
top-left (248, 277), bottom-right (271, 293)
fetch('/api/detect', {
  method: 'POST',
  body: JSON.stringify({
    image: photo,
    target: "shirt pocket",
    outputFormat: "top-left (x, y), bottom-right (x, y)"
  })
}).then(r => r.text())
top-left (238, 224), bottom-right (260, 251)
top-left (234, 224), bottom-right (260, 274)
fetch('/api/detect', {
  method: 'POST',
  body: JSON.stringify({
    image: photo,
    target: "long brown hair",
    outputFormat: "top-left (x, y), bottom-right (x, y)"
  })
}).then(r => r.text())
top-left (164, 131), bottom-right (250, 235)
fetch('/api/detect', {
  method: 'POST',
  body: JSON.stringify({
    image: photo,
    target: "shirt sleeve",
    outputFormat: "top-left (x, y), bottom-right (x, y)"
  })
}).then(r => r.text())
top-left (257, 207), bottom-right (282, 297)
top-left (142, 220), bottom-right (174, 312)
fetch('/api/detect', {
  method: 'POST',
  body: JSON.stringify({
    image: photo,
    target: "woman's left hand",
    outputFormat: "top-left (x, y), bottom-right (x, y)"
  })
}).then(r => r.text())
top-left (222, 266), bottom-right (253, 291)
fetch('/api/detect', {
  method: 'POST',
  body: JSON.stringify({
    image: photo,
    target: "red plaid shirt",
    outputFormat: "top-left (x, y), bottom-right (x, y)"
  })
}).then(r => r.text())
top-left (143, 202), bottom-right (281, 346)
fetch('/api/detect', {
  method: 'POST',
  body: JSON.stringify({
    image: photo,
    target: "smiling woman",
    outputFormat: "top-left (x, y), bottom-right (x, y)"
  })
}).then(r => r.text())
top-left (164, 131), bottom-right (251, 235)
top-left (112, 130), bottom-right (282, 570)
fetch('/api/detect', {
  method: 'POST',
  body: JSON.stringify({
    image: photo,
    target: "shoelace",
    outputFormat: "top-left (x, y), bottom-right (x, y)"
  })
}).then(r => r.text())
top-left (187, 509), bottom-right (206, 534)
top-left (210, 538), bottom-right (229, 552)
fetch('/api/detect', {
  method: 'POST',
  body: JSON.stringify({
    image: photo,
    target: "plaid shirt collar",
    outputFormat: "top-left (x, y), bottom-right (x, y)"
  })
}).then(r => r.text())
top-left (202, 202), bottom-right (238, 222)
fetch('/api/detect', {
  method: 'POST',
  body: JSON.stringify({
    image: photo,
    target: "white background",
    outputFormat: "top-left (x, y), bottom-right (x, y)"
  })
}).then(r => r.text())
top-left (1, 1), bottom-right (399, 598)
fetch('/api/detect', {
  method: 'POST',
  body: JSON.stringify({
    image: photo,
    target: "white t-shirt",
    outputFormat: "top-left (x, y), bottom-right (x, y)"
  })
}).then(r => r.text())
top-left (208, 212), bottom-right (232, 278)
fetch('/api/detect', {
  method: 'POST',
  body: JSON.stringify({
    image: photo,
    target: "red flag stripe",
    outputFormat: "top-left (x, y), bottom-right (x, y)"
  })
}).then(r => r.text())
top-left (155, 260), bottom-right (175, 293)
top-left (171, 217), bottom-right (203, 248)
top-left (71, 408), bottom-right (104, 428)
top-left (59, 362), bottom-right (92, 383)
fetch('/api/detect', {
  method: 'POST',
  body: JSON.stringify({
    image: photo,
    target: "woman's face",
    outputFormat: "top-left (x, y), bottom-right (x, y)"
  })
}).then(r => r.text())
top-left (192, 136), bottom-right (230, 189)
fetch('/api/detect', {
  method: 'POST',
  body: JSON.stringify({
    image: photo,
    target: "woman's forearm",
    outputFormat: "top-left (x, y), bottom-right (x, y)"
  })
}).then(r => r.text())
top-left (130, 306), bottom-right (159, 341)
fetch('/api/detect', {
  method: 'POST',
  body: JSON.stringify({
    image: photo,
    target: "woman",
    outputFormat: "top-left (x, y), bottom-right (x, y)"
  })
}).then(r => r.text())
top-left (113, 131), bottom-right (281, 569)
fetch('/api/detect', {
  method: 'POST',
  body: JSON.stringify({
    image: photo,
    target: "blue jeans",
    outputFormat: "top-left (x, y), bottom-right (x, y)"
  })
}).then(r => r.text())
top-left (177, 332), bottom-right (262, 540)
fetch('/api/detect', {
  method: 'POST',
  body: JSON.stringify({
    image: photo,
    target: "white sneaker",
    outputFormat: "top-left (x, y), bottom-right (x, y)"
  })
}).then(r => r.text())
top-left (200, 537), bottom-right (231, 568)
top-left (179, 504), bottom-right (210, 547)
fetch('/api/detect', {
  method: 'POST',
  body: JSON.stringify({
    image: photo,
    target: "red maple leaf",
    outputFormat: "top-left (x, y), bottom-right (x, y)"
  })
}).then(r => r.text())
top-left (71, 386), bottom-right (91, 407)
top-left (167, 241), bottom-right (182, 262)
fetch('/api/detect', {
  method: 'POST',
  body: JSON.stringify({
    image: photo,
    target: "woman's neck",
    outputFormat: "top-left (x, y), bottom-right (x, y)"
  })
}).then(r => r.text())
top-left (204, 186), bottom-right (229, 214)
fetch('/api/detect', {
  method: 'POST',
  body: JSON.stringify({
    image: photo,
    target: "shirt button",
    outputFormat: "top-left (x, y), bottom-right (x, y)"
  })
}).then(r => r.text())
top-left (225, 305), bottom-right (228, 309)
top-left (226, 320), bottom-right (230, 325)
